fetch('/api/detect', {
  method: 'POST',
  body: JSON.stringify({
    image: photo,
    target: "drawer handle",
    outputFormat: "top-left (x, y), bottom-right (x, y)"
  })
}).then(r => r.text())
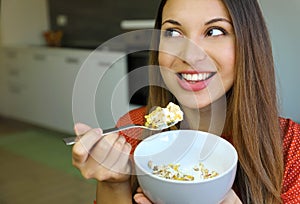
top-left (6, 51), bottom-right (17, 59)
top-left (8, 69), bottom-right (20, 76)
top-left (33, 54), bottom-right (46, 61)
top-left (8, 84), bottom-right (22, 94)
top-left (65, 57), bottom-right (79, 64)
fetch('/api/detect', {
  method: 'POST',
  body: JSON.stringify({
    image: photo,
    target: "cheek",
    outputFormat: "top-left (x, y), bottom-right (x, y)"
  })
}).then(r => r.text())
top-left (158, 52), bottom-right (167, 68)
top-left (212, 38), bottom-right (235, 68)
top-left (219, 55), bottom-right (235, 91)
top-left (158, 52), bottom-right (175, 69)
top-left (227, 49), bottom-right (235, 71)
top-left (208, 45), bottom-right (235, 92)
top-left (223, 50), bottom-right (235, 77)
top-left (217, 46), bottom-right (235, 77)
top-left (226, 43), bottom-right (235, 67)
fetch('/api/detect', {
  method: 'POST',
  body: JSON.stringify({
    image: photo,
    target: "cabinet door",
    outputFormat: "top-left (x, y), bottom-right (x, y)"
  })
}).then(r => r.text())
top-left (23, 51), bottom-right (62, 128)
top-left (72, 51), bottom-right (129, 129)
top-left (95, 53), bottom-right (129, 129)
top-left (0, 48), bottom-right (9, 116)
top-left (26, 50), bottom-right (86, 134)
top-left (2, 48), bottom-right (33, 120)
top-left (53, 54), bottom-right (84, 133)
top-left (42, 53), bottom-right (85, 133)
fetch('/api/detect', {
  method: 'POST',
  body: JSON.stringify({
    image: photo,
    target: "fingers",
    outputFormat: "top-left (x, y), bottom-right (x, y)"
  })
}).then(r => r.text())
top-left (134, 188), bottom-right (153, 204)
top-left (136, 187), bottom-right (143, 193)
top-left (72, 128), bottom-right (103, 164)
top-left (82, 133), bottom-right (121, 170)
top-left (83, 135), bottom-right (132, 180)
top-left (113, 142), bottom-right (132, 172)
top-left (219, 189), bottom-right (242, 204)
top-left (72, 123), bottom-right (91, 167)
top-left (72, 125), bottom-right (132, 181)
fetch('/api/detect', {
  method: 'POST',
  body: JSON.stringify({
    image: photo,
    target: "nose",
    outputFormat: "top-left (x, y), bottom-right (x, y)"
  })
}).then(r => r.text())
top-left (180, 39), bottom-right (207, 67)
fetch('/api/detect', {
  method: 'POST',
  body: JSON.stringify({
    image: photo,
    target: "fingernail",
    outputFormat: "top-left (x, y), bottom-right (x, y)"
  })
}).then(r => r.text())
top-left (74, 123), bottom-right (80, 135)
top-left (74, 123), bottom-right (86, 134)
top-left (134, 197), bottom-right (141, 203)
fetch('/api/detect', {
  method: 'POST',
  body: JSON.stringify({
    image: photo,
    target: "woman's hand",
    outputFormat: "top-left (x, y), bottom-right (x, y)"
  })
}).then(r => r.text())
top-left (72, 123), bottom-right (132, 182)
top-left (133, 187), bottom-right (152, 204)
top-left (133, 188), bottom-right (242, 204)
top-left (220, 189), bottom-right (242, 204)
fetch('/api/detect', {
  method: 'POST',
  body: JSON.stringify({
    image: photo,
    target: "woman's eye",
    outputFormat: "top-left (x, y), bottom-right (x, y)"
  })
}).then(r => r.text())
top-left (207, 28), bottom-right (226, 37)
top-left (163, 29), bottom-right (182, 38)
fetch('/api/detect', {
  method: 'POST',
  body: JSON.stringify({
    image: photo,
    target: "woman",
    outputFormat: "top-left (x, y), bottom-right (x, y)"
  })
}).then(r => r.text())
top-left (72, 0), bottom-right (300, 203)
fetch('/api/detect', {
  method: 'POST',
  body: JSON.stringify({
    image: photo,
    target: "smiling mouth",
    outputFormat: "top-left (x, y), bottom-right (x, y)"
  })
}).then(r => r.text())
top-left (177, 72), bottom-right (216, 83)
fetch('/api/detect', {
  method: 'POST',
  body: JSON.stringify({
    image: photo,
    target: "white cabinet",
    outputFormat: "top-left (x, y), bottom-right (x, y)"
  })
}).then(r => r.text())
top-left (1, 47), bottom-right (32, 118)
top-left (0, 46), bottom-right (130, 134)
top-left (0, 48), bottom-right (10, 115)
top-left (72, 51), bottom-right (130, 129)
top-left (23, 49), bottom-right (88, 133)
top-left (40, 52), bottom-right (85, 133)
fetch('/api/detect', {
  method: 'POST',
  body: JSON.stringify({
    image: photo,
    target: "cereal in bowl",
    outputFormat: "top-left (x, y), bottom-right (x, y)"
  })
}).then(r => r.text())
top-left (148, 161), bottom-right (219, 181)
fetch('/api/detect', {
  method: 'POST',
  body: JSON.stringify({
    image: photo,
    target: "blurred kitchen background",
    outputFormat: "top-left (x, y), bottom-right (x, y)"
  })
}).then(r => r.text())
top-left (0, 0), bottom-right (299, 203)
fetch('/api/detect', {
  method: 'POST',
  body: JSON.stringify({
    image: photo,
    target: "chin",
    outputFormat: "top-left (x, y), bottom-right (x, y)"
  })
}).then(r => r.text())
top-left (177, 95), bottom-right (213, 110)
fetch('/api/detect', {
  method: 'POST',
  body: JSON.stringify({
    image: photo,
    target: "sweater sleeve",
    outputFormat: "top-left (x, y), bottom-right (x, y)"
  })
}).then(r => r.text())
top-left (116, 107), bottom-right (147, 154)
top-left (280, 118), bottom-right (300, 203)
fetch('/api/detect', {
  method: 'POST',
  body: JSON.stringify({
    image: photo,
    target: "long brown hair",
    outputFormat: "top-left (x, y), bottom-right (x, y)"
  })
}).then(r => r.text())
top-left (147, 0), bottom-right (283, 203)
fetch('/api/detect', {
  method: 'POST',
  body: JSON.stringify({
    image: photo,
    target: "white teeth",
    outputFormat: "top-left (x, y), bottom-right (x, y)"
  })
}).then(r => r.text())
top-left (181, 73), bottom-right (212, 81)
top-left (192, 74), bottom-right (198, 81)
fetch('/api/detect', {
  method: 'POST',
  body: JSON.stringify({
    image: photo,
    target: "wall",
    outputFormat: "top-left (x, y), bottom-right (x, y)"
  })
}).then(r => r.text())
top-left (1, 0), bottom-right (49, 46)
top-left (47, 0), bottom-right (160, 48)
top-left (260, 0), bottom-right (300, 122)
top-left (1, 0), bottom-right (159, 47)
top-left (0, 0), bottom-right (2, 45)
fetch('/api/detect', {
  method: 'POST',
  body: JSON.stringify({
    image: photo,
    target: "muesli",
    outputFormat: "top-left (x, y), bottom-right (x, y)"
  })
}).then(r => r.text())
top-left (144, 102), bottom-right (183, 128)
top-left (148, 161), bottom-right (219, 181)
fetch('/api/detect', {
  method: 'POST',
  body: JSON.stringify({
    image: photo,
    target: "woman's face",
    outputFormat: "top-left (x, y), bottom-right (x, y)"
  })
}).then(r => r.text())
top-left (159, 0), bottom-right (235, 109)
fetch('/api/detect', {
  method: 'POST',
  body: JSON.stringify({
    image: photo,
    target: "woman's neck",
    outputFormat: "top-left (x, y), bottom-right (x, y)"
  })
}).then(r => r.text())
top-left (179, 96), bottom-right (227, 136)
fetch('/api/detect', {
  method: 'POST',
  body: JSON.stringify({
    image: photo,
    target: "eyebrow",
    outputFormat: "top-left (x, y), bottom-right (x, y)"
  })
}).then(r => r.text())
top-left (162, 19), bottom-right (181, 26)
top-left (205, 18), bottom-right (232, 25)
top-left (161, 17), bottom-right (232, 26)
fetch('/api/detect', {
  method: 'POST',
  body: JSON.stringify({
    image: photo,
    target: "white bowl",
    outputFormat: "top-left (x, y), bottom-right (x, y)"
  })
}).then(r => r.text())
top-left (133, 130), bottom-right (238, 204)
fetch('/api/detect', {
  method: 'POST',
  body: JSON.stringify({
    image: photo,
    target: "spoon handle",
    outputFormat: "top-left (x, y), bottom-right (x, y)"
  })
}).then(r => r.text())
top-left (62, 124), bottom-right (138, 145)
top-left (102, 124), bottom-right (137, 135)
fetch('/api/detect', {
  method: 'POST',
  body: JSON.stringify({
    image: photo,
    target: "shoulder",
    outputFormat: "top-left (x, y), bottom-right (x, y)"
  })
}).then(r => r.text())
top-left (280, 117), bottom-right (300, 137)
top-left (280, 118), bottom-right (300, 202)
top-left (280, 117), bottom-right (300, 157)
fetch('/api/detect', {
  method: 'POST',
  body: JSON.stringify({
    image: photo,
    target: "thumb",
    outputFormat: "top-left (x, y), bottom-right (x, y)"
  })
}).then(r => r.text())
top-left (74, 123), bottom-right (92, 136)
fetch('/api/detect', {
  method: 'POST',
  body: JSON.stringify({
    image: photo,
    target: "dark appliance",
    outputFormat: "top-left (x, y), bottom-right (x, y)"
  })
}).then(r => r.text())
top-left (127, 50), bottom-right (150, 106)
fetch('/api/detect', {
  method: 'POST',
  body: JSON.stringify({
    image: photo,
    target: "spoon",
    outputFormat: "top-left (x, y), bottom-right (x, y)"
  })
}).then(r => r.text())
top-left (62, 121), bottom-right (179, 146)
